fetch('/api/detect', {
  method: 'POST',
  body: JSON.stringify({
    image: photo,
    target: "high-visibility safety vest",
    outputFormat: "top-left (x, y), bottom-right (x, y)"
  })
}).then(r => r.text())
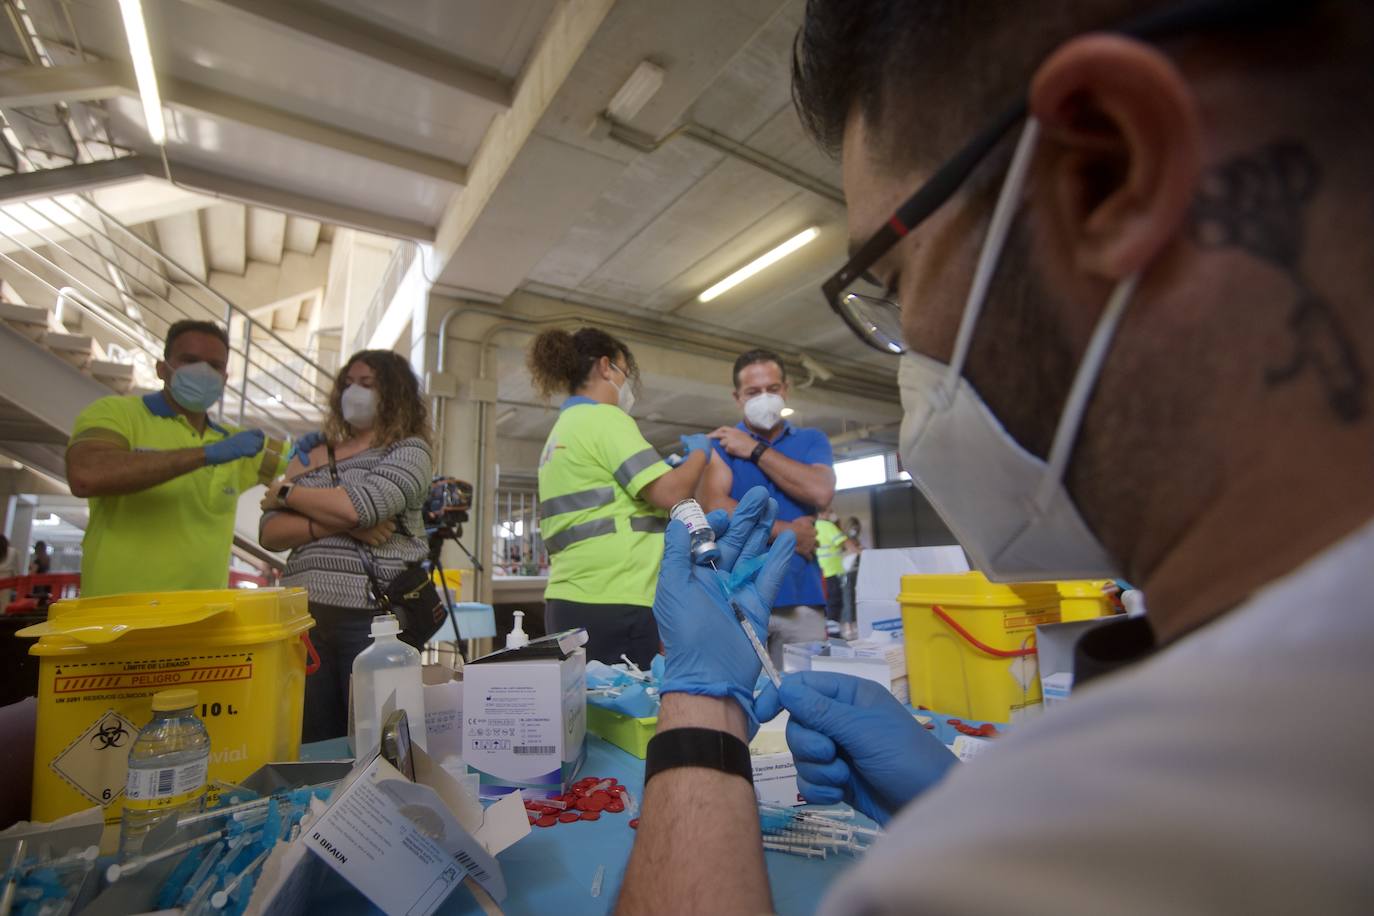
top-left (814, 518), bottom-right (848, 579)
top-left (537, 396), bottom-right (670, 606)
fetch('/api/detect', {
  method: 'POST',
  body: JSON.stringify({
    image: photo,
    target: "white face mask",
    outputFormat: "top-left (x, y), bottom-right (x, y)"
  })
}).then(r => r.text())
top-left (609, 363), bottom-right (635, 414)
top-left (897, 118), bottom-right (1137, 582)
top-left (341, 384), bottom-right (378, 430)
top-left (743, 392), bottom-right (786, 431)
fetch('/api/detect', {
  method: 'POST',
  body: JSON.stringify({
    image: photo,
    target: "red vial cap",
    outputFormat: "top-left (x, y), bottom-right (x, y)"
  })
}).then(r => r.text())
top-left (628, 818), bottom-right (640, 829)
top-left (558, 811), bottom-right (580, 823)
top-left (535, 815), bottom-right (558, 828)
top-left (580, 810), bottom-right (600, 821)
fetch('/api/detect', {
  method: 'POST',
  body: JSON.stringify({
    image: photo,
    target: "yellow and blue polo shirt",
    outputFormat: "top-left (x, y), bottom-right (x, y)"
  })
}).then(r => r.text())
top-left (68, 392), bottom-right (287, 597)
top-left (537, 396), bottom-right (670, 607)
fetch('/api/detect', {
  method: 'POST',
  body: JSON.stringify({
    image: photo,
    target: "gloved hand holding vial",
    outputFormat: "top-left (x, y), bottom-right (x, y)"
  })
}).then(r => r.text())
top-left (653, 487), bottom-right (794, 731)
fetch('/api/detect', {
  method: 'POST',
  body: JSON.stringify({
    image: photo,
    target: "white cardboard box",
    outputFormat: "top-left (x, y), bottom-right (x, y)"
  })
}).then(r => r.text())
top-left (855, 546), bottom-right (969, 637)
top-left (462, 633), bottom-right (587, 798)
top-left (423, 664), bottom-right (464, 764)
top-left (260, 742), bottom-right (530, 916)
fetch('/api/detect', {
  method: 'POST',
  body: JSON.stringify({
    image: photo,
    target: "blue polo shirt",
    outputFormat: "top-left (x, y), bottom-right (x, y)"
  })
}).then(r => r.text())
top-left (712, 421), bottom-right (833, 607)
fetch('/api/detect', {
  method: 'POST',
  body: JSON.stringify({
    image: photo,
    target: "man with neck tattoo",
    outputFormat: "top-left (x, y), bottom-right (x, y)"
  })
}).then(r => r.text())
top-left (617, 1), bottom-right (1373, 913)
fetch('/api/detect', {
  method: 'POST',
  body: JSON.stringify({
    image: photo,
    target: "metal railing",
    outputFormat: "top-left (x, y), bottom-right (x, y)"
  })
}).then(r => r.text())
top-left (351, 240), bottom-right (416, 354)
top-left (0, 194), bottom-right (331, 435)
top-left (492, 484), bottom-right (548, 576)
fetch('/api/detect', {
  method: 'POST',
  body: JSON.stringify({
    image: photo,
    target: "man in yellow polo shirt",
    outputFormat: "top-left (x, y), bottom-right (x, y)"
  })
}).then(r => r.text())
top-left (65, 320), bottom-right (287, 597)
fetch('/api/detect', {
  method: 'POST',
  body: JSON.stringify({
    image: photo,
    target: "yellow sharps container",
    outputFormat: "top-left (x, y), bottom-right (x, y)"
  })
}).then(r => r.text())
top-left (19, 588), bottom-right (313, 828)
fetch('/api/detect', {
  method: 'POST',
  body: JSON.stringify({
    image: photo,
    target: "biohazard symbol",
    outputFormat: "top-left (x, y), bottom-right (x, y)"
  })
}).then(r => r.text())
top-left (90, 716), bottom-right (130, 750)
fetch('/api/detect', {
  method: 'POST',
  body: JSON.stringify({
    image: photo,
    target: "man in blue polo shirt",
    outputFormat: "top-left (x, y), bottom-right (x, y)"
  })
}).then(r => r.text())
top-left (701, 348), bottom-right (836, 666)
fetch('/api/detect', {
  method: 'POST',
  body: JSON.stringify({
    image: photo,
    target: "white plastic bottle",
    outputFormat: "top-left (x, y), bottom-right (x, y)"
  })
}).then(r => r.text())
top-left (506, 610), bottom-right (529, 649)
top-left (351, 614), bottom-right (427, 756)
top-left (120, 688), bottom-right (210, 859)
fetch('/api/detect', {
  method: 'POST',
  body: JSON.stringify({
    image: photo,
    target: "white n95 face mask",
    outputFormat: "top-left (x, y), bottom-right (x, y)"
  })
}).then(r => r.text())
top-left (341, 384), bottom-right (378, 430)
top-left (897, 118), bottom-right (1137, 583)
top-left (744, 393), bottom-right (786, 430)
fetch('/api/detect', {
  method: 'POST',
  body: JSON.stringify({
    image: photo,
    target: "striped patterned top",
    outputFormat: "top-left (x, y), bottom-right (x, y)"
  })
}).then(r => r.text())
top-left (269, 436), bottom-right (432, 610)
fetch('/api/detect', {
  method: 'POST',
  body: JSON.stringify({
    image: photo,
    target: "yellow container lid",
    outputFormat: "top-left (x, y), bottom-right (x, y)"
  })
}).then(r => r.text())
top-left (151, 688), bottom-right (199, 711)
top-left (1055, 579), bottom-right (1114, 597)
top-left (19, 587), bottom-right (312, 654)
top-left (899, 571), bottom-right (1062, 608)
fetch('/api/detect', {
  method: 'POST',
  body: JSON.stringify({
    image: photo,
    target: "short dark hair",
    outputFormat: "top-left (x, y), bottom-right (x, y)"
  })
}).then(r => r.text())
top-left (791, 1), bottom-right (1363, 173)
top-left (732, 349), bottom-right (786, 390)
top-left (164, 320), bottom-right (230, 358)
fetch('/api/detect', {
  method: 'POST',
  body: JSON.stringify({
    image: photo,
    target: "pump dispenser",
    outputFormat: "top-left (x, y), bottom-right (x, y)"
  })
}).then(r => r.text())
top-left (351, 614), bottom-right (427, 756)
top-left (506, 610), bottom-right (529, 649)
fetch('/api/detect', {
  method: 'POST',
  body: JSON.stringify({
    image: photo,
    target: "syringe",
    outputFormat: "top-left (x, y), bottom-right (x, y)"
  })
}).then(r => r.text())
top-left (671, 498), bottom-right (783, 691)
top-left (708, 558), bottom-right (782, 690)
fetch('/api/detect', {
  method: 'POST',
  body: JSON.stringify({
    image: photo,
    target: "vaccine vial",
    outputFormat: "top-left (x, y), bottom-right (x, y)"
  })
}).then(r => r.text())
top-left (670, 498), bottom-right (721, 565)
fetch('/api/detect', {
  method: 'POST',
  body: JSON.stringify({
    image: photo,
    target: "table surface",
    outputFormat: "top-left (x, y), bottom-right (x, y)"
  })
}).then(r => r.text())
top-left (301, 735), bottom-right (860, 915)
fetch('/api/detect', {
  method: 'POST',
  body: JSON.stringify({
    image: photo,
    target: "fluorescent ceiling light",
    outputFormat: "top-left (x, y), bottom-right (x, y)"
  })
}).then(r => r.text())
top-left (607, 61), bottom-right (666, 124)
top-left (834, 454), bottom-right (887, 491)
top-left (117, 0), bottom-right (166, 145)
top-left (780, 407), bottom-right (795, 418)
top-left (698, 227), bottom-right (819, 303)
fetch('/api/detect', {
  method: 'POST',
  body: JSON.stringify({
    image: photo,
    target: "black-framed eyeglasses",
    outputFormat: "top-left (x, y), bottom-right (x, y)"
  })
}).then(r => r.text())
top-left (821, 0), bottom-right (1308, 356)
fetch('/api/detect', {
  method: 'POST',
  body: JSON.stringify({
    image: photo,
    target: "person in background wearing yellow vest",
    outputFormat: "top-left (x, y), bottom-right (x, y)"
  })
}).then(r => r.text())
top-left (528, 327), bottom-right (711, 667)
top-left (814, 509), bottom-right (850, 637)
top-left (65, 320), bottom-right (287, 597)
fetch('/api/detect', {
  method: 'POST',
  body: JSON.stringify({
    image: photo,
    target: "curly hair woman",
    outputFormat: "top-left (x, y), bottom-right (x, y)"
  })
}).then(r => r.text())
top-left (259, 350), bottom-right (432, 742)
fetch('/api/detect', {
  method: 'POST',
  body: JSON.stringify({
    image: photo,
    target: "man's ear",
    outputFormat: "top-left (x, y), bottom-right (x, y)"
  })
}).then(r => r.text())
top-left (1029, 34), bottom-right (1202, 280)
top-left (155, 360), bottom-right (170, 383)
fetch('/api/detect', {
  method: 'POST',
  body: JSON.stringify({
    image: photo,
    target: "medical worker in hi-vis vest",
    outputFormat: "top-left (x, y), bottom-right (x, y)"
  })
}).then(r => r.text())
top-left (528, 327), bottom-right (711, 666)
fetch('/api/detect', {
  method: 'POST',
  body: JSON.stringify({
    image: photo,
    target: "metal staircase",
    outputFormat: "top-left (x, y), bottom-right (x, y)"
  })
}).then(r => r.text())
top-left (0, 192), bottom-right (337, 571)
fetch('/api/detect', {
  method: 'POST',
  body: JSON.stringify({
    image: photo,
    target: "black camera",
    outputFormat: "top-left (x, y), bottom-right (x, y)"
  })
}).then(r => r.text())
top-left (423, 476), bottom-right (473, 538)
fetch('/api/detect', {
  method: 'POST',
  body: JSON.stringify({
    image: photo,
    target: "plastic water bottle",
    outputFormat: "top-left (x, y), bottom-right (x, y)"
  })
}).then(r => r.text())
top-left (670, 498), bottom-right (721, 565)
top-left (120, 688), bottom-right (210, 859)
top-left (352, 614), bottom-right (427, 757)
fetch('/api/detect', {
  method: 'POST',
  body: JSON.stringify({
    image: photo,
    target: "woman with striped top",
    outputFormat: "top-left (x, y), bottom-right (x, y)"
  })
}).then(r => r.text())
top-left (259, 350), bottom-right (433, 743)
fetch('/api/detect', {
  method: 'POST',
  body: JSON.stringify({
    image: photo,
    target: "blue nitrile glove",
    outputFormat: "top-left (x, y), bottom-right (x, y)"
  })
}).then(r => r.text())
top-left (287, 430), bottom-right (325, 466)
top-left (653, 486), bottom-right (794, 731)
top-left (679, 433), bottom-right (712, 459)
top-left (204, 429), bottom-right (265, 466)
top-left (753, 670), bottom-right (957, 826)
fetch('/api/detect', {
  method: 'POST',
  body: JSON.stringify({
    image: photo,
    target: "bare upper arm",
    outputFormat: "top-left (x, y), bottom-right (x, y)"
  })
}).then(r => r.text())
top-left (698, 452), bottom-right (735, 512)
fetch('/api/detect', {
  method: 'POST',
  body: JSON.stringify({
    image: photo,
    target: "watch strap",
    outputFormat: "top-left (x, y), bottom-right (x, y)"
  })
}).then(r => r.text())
top-left (644, 727), bottom-right (753, 785)
top-left (749, 441), bottom-right (770, 463)
top-left (277, 481), bottom-right (294, 503)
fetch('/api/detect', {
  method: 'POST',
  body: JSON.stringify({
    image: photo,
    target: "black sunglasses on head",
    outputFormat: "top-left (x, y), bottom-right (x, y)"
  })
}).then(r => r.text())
top-left (821, 0), bottom-right (1312, 355)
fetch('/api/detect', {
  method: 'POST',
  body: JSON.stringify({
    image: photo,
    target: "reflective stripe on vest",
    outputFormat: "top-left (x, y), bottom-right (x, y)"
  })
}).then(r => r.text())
top-left (540, 486), bottom-right (616, 518)
top-left (544, 514), bottom-right (667, 554)
top-left (613, 448), bottom-right (662, 488)
top-left (544, 517), bottom-right (616, 554)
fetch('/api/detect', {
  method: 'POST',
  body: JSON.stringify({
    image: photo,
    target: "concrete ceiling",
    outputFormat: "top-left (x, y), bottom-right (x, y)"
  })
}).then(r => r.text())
top-left (0, 0), bottom-right (558, 239)
top-left (432, 0), bottom-right (902, 459)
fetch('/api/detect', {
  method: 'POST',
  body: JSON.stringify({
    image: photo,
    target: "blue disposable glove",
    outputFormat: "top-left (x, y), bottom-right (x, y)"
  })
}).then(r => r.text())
top-left (653, 486), bottom-right (794, 729)
top-left (679, 433), bottom-right (712, 459)
top-left (288, 430), bottom-right (325, 466)
top-left (754, 670), bottom-right (957, 825)
top-left (204, 429), bottom-right (265, 466)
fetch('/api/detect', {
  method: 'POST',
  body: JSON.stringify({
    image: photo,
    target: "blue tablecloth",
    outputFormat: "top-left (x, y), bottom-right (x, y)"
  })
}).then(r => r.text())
top-left (301, 735), bottom-right (859, 915)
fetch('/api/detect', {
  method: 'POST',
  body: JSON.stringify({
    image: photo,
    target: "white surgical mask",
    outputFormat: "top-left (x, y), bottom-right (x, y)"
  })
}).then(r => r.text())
top-left (609, 363), bottom-right (636, 414)
top-left (743, 392), bottom-right (786, 431)
top-left (897, 118), bottom-right (1136, 582)
top-left (341, 384), bottom-right (378, 430)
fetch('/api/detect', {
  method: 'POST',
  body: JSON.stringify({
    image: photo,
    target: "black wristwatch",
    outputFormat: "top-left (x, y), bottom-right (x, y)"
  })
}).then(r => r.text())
top-left (749, 441), bottom-right (770, 463)
top-left (644, 727), bottom-right (753, 785)
top-left (276, 481), bottom-right (295, 506)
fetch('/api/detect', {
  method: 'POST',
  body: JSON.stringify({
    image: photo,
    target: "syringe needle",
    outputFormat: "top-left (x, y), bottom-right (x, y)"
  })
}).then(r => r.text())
top-left (707, 560), bottom-right (782, 689)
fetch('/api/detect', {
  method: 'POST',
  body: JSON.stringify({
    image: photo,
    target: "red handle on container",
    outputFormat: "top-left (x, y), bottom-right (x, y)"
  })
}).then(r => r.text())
top-left (302, 632), bottom-right (322, 675)
top-left (932, 605), bottom-right (1037, 658)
